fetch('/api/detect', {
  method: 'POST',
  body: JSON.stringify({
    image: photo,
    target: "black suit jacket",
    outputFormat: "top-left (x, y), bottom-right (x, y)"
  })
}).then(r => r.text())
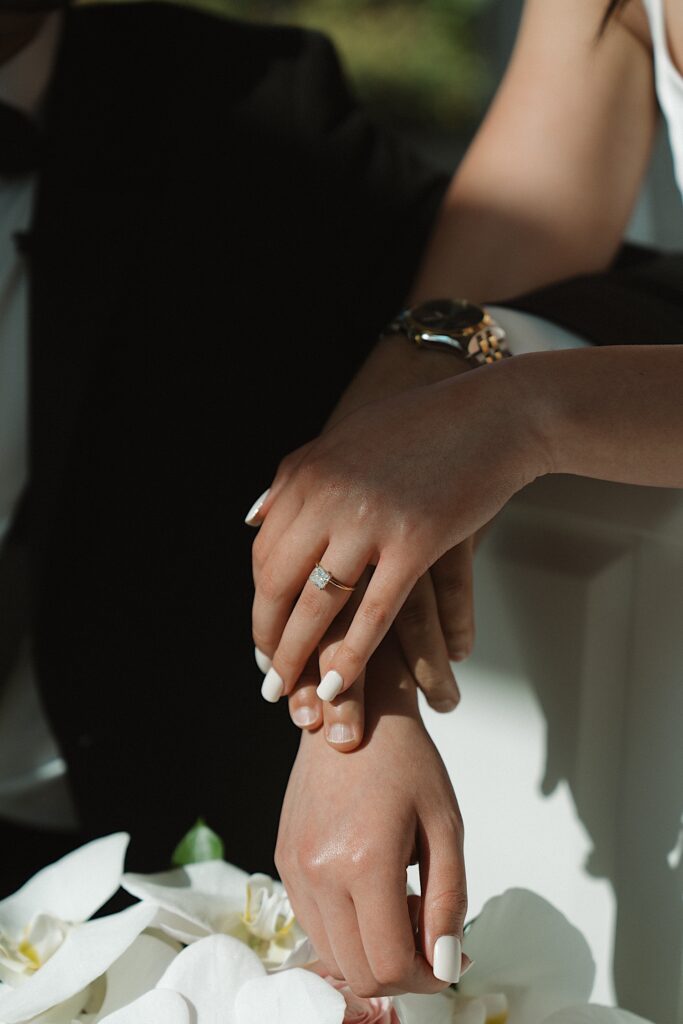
top-left (20, 1), bottom-right (448, 879)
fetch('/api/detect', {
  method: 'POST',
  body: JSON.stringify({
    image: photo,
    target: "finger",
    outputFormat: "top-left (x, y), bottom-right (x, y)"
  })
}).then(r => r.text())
top-left (281, 884), bottom-right (343, 980)
top-left (269, 542), bottom-right (371, 698)
top-left (244, 441), bottom-right (315, 528)
top-left (322, 673), bottom-right (365, 751)
top-left (395, 572), bottom-right (460, 713)
top-left (252, 518), bottom-right (329, 684)
top-left (318, 575), bottom-right (369, 751)
top-left (320, 891), bottom-right (377, 996)
top-left (316, 554), bottom-right (418, 704)
top-left (287, 657), bottom-right (323, 730)
top-left (418, 812), bottom-right (468, 985)
top-left (251, 486), bottom-right (305, 591)
top-left (353, 870), bottom-right (448, 996)
top-left (430, 539), bottom-right (475, 662)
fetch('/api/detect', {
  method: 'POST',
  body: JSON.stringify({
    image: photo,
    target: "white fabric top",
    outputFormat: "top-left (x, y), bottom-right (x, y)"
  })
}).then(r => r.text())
top-left (642, 0), bottom-right (683, 200)
top-left (0, 14), bottom-right (79, 830)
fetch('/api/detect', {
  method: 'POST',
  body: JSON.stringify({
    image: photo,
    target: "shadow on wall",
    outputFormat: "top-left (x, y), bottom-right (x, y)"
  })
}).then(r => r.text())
top-left (475, 476), bottom-right (683, 1023)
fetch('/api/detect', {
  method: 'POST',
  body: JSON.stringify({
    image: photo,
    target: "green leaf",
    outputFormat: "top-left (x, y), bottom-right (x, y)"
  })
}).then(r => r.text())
top-left (171, 818), bottom-right (225, 866)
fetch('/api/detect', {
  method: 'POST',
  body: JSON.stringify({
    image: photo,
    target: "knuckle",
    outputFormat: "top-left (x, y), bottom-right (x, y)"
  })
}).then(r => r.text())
top-left (252, 628), bottom-right (275, 652)
top-left (437, 574), bottom-right (470, 603)
top-left (358, 598), bottom-right (389, 632)
top-left (257, 568), bottom-right (283, 605)
top-left (372, 951), bottom-right (414, 988)
top-left (431, 888), bottom-right (468, 922)
top-left (397, 598), bottom-right (429, 632)
top-left (349, 979), bottom-right (382, 1000)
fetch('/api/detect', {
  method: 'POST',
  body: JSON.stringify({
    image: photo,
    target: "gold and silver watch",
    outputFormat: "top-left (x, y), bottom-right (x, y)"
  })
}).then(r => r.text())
top-left (383, 298), bottom-right (511, 368)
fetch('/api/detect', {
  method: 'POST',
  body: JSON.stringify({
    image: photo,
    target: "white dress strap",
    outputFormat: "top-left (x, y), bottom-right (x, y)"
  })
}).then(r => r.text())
top-left (640, 0), bottom-right (683, 201)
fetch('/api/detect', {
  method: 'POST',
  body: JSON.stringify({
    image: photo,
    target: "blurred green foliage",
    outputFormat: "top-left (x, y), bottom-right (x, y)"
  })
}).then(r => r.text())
top-left (82, 0), bottom-right (493, 131)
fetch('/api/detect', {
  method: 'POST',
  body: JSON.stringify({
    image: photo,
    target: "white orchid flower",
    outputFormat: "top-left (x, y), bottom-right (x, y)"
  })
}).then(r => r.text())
top-left (0, 834), bottom-right (157, 1024)
top-left (122, 861), bottom-right (313, 970)
top-left (97, 933), bottom-right (346, 1024)
top-left (394, 890), bottom-right (654, 1024)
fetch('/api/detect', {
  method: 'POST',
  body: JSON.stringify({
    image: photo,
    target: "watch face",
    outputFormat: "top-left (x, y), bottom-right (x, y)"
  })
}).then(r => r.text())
top-left (413, 299), bottom-right (484, 333)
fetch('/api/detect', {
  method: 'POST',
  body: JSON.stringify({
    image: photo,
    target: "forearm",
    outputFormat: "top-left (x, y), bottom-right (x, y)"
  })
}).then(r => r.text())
top-left (515, 345), bottom-right (683, 488)
top-left (324, 333), bottom-right (469, 429)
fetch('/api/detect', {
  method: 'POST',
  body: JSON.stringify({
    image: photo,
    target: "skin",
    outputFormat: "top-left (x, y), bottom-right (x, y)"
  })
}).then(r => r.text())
top-left (258, 0), bottom-right (683, 995)
top-left (276, 631), bottom-right (468, 997)
top-left (253, 0), bottom-right (680, 707)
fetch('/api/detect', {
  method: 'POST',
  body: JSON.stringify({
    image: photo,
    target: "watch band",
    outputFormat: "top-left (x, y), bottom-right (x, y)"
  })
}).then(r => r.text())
top-left (384, 301), bottom-right (511, 368)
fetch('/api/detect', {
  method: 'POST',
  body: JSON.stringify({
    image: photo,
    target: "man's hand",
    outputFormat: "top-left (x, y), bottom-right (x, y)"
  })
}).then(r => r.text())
top-left (275, 631), bottom-right (468, 996)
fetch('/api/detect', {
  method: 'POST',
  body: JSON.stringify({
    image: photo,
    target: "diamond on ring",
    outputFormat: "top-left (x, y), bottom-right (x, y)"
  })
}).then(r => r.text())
top-left (309, 565), bottom-right (331, 590)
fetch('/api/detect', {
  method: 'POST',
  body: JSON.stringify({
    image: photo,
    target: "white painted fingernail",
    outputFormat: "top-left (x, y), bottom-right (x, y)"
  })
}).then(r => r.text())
top-left (327, 723), bottom-right (356, 745)
top-left (244, 489), bottom-right (270, 526)
top-left (317, 670), bottom-right (344, 702)
top-left (291, 706), bottom-right (318, 727)
top-left (261, 667), bottom-right (284, 703)
top-left (433, 935), bottom-right (462, 984)
top-left (254, 646), bottom-right (272, 673)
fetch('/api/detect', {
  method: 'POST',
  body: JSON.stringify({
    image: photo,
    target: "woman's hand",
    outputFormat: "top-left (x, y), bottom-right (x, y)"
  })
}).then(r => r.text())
top-left (282, 542), bottom-right (475, 751)
top-left (275, 632), bottom-right (469, 996)
top-left (252, 358), bottom-right (547, 705)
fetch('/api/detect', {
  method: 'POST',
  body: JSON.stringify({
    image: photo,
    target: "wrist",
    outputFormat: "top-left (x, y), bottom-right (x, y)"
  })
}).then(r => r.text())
top-left (500, 352), bottom-right (562, 480)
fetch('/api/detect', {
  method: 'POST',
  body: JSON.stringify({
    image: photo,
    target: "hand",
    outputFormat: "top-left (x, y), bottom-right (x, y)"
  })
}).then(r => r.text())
top-left (275, 631), bottom-right (468, 996)
top-left (251, 448), bottom-right (475, 745)
top-left (252, 359), bottom-right (544, 703)
top-left (284, 543), bottom-right (475, 751)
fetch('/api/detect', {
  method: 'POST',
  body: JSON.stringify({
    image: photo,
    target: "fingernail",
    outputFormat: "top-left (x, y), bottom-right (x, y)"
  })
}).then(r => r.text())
top-left (433, 935), bottom-right (462, 984)
top-left (244, 489), bottom-right (270, 526)
top-left (261, 667), bottom-right (284, 703)
top-left (291, 706), bottom-right (319, 728)
top-left (254, 646), bottom-right (272, 673)
top-left (327, 723), bottom-right (356, 745)
top-left (317, 670), bottom-right (344, 702)
top-left (432, 698), bottom-right (458, 713)
top-left (452, 649), bottom-right (470, 662)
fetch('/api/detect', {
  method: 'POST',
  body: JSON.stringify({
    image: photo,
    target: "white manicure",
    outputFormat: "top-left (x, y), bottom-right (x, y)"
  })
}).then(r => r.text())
top-left (433, 935), bottom-right (462, 984)
top-left (254, 646), bottom-right (272, 673)
top-left (244, 489), bottom-right (270, 526)
top-left (261, 667), bottom-right (284, 703)
top-left (317, 670), bottom-right (344, 702)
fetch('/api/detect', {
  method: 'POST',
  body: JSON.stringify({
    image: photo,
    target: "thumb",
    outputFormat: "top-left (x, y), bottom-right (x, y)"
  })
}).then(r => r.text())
top-left (418, 817), bottom-right (468, 984)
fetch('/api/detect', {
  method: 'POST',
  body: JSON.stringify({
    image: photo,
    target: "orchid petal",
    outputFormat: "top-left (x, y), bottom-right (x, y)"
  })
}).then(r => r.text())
top-left (91, 933), bottom-right (179, 1021)
top-left (122, 861), bottom-right (248, 936)
top-left (544, 1005), bottom-right (656, 1024)
top-left (392, 991), bottom-right (455, 1024)
top-left (234, 969), bottom-right (346, 1024)
top-left (0, 902), bottom-right (156, 1023)
top-left (28, 987), bottom-right (92, 1023)
top-left (276, 936), bottom-right (316, 971)
top-left (461, 889), bottom-right (594, 1024)
top-left (98, 989), bottom-right (191, 1024)
top-left (452, 998), bottom-right (488, 1024)
top-left (0, 835), bottom-right (129, 935)
top-left (156, 933), bottom-right (265, 1024)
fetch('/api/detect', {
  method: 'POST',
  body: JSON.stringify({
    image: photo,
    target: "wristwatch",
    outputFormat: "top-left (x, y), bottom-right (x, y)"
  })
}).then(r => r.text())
top-left (383, 298), bottom-right (511, 368)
